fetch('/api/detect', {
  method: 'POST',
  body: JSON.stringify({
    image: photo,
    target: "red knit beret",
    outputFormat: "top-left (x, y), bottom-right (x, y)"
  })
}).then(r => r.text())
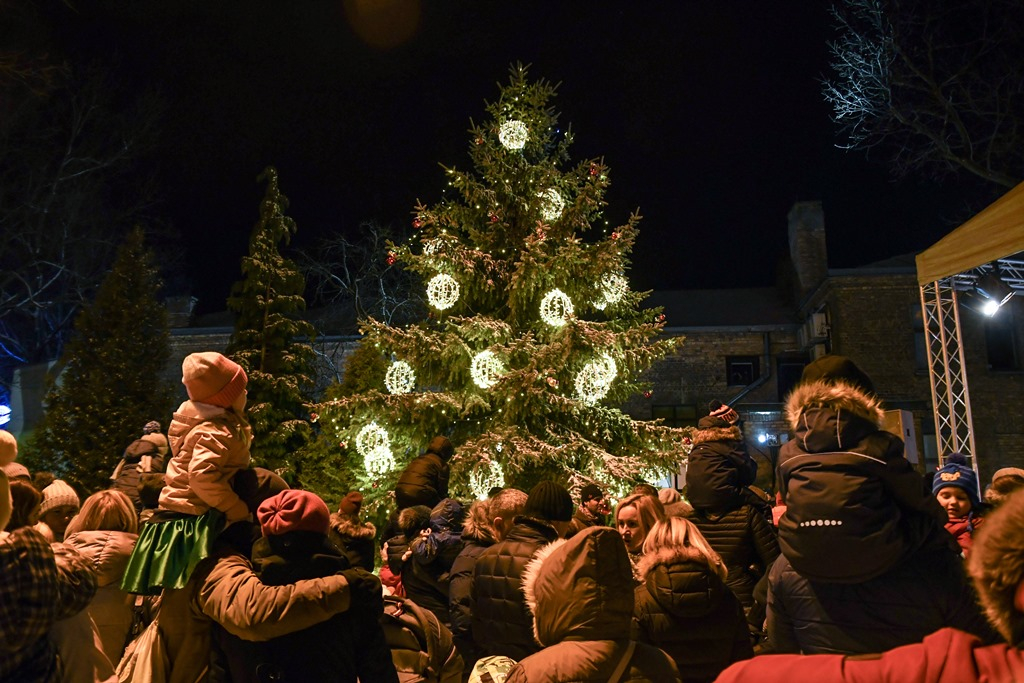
top-left (182, 352), bottom-right (247, 408)
top-left (257, 489), bottom-right (330, 537)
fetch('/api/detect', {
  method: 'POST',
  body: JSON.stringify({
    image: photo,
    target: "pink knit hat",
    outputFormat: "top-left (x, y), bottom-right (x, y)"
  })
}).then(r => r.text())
top-left (182, 352), bottom-right (247, 408)
top-left (258, 489), bottom-right (331, 537)
top-left (0, 430), bottom-right (17, 467)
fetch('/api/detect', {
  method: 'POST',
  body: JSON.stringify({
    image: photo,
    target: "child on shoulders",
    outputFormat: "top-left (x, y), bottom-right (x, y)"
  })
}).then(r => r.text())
top-left (933, 452), bottom-right (985, 558)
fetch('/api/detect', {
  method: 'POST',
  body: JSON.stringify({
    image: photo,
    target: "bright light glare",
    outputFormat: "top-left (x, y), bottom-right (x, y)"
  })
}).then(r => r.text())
top-left (982, 299), bottom-right (1000, 316)
top-left (0, 405), bottom-right (10, 426)
top-left (757, 433), bottom-right (767, 444)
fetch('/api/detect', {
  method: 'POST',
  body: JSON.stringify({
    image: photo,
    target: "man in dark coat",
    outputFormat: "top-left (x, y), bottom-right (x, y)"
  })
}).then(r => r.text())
top-left (566, 483), bottom-right (609, 538)
top-left (470, 481), bottom-right (572, 661)
top-left (395, 436), bottom-right (454, 510)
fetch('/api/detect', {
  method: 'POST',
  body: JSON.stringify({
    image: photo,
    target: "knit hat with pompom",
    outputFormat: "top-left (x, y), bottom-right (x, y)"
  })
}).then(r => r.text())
top-left (933, 452), bottom-right (980, 509)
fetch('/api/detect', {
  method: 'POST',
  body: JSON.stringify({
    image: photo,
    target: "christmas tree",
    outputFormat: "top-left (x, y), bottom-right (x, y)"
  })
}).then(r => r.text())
top-left (27, 227), bottom-right (175, 492)
top-left (226, 167), bottom-right (316, 475)
top-left (304, 66), bottom-right (689, 511)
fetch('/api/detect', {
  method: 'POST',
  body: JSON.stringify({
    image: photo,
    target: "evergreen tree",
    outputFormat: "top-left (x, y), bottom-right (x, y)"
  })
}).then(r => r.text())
top-left (226, 166), bottom-right (316, 474)
top-left (303, 66), bottom-right (689, 513)
top-left (27, 227), bottom-right (174, 492)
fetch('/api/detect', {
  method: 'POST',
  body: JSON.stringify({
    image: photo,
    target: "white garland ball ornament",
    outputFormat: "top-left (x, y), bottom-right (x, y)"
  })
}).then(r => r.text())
top-left (594, 273), bottom-right (629, 310)
top-left (421, 238), bottom-right (444, 256)
top-left (470, 350), bottom-right (504, 389)
top-left (575, 353), bottom-right (619, 405)
top-left (426, 273), bottom-right (460, 310)
top-left (540, 289), bottom-right (574, 327)
top-left (538, 188), bottom-right (565, 222)
top-left (356, 422), bottom-right (396, 475)
top-left (498, 119), bottom-right (529, 150)
top-left (384, 360), bottom-right (416, 394)
top-left (469, 460), bottom-right (506, 500)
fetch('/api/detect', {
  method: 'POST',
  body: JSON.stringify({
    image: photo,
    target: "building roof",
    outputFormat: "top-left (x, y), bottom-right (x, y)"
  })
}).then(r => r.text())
top-left (645, 287), bottom-right (797, 328)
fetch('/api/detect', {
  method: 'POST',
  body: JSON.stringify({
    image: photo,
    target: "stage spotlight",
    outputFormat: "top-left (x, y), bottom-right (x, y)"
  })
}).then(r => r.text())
top-left (975, 268), bottom-right (1014, 313)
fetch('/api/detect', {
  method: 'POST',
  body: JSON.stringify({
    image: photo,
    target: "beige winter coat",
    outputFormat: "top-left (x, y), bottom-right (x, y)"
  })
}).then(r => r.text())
top-left (160, 401), bottom-right (252, 524)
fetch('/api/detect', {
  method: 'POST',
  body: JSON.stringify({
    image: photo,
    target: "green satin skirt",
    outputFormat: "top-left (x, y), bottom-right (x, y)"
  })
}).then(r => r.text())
top-left (120, 508), bottom-right (224, 595)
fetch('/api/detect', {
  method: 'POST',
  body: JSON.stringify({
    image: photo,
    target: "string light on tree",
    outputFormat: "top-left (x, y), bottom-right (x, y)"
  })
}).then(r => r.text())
top-left (356, 422), bottom-right (396, 476)
top-left (384, 360), bottom-right (416, 394)
top-left (426, 273), bottom-right (460, 310)
top-left (498, 119), bottom-right (528, 150)
top-left (470, 350), bottom-right (504, 389)
top-left (540, 289), bottom-right (574, 327)
top-left (469, 459), bottom-right (506, 500)
top-left (575, 353), bottom-right (618, 405)
top-left (537, 188), bottom-right (564, 222)
top-left (593, 273), bottom-right (628, 310)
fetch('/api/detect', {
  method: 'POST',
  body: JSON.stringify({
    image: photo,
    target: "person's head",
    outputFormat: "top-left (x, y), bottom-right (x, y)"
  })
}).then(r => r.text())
top-left (398, 505), bottom-right (432, 536)
top-left (657, 487), bottom-right (681, 506)
top-left (697, 399), bottom-right (739, 429)
top-left (968, 488), bottom-right (1024, 646)
top-left (579, 483), bottom-right (607, 517)
top-left (641, 516), bottom-right (727, 581)
top-left (65, 489), bottom-right (138, 536)
top-left (142, 420), bottom-right (162, 436)
top-left (1, 461), bottom-right (31, 483)
top-left (933, 452), bottom-right (980, 519)
top-left (523, 481), bottom-right (574, 537)
top-left (631, 483), bottom-right (659, 498)
top-left (38, 479), bottom-right (80, 537)
top-left (615, 493), bottom-right (666, 554)
top-left (489, 487), bottom-right (527, 540)
top-left (986, 472), bottom-right (1024, 509)
top-left (426, 435), bottom-right (455, 462)
top-left (797, 354), bottom-right (875, 395)
top-left (257, 489), bottom-right (331, 556)
top-left (7, 480), bottom-right (41, 530)
top-left (182, 351), bottom-right (248, 411)
top-left (0, 430), bottom-right (17, 468)
top-left (137, 473), bottom-right (164, 510)
top-left (338, 491), bottom-right (364, 519)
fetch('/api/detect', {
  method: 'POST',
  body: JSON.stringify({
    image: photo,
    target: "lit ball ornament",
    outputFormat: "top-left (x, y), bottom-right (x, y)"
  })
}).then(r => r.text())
top-left (421, 238), bottom-right (444, 256)
top-left (469, 460), bottom-right (506, 500)
top-left (470, 350), bottom-right (504, 389)
top-left (575, 353), bottom-right (618, 405)
top-left (498, 119), bottom-right (528, 150)
top-left (593, 273), bottom-right (628, 310)
top-left (540, 289), bottom-right (574, 327)
top-left (537, 188), bottom-right (565, 222)
top-left (426, 273), bottom-right (460, 310)
top-left (356, 422), bottom-right (396, 476)
top-left (384, 360), bottom-right (416, 394)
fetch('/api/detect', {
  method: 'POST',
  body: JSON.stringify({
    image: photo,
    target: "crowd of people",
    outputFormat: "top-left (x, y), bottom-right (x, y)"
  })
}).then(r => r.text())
top-left (3, 351), bottom-right (1024, 683)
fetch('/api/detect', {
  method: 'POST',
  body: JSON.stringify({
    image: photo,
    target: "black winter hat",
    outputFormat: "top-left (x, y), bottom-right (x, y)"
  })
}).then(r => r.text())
top-left (799, 354), bottom-right (875, 395)
top-left (427, 436), bottom-right (455, 462)
top-left (580, 483), bottom-right (604, 504)
top-left (524, 481), bottom-right (574, 522)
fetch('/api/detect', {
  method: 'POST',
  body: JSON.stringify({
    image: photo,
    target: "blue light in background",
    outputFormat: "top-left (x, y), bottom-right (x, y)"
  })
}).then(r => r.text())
top-left (0, 404), bottom-right (10, 427)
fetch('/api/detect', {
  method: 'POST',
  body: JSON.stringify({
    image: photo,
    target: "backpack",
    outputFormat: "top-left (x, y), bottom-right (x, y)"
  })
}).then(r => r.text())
top-left (381, 594), bottom-right (463, 683)
top-left (116, 616), bottom-right (169, 683)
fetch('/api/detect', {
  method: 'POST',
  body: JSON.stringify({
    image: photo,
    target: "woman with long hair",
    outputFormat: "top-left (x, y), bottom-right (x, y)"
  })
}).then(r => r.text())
top-left (614, 493), bottom-right (667, 573)
top-left (634, 517), bottom-right (752, 682)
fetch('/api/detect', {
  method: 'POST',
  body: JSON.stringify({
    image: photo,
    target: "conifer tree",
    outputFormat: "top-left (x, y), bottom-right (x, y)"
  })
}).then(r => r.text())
top-left (304, 66), bottom-right (689, 512)
top-left (226, 166), bottom-right (316, 474)
top-left (27, 227), bottom-right (174, 492)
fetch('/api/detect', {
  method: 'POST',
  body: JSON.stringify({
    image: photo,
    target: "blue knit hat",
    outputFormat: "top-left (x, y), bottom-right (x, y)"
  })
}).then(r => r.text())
top-left (933, 452), bottom-right (980, 508)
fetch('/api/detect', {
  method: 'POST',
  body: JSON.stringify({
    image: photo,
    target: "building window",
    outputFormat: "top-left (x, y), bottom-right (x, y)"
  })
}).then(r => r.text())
top-left (726, 356), bottom-right (759, 386)
top-left (651, 404), bottom-right (698, 428)
top-left (985, 308), bottom-right (1019, 371)
top-left (776, 359), bottom-right (806, 401)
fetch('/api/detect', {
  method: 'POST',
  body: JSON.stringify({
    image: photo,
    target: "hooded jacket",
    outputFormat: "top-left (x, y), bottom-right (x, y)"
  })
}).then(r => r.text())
top-left (685, 424), bottom-right (757, 514)
top-left (633, 547), bottom-right (752, 683)
top-left (504, 527), bottom-right (681, 683)
top-left (448, 503), bottom-right (498, 664)
top-left (395, 444), bottom-right (452, 510)
top-left (716, 627), bottom-right (1024, 683)
top-left (327, 512), bottom-right (377, 572)
top-left (777, 379), bottom-right (948, 583)
top-left (161, 401), bottom-right (253, 524)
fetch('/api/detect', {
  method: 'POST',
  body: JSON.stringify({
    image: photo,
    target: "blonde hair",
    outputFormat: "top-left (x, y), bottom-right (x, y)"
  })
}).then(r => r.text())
top-left (65, 489), bottom-right (138, 536)
top-left (642, 516), bottom-right (728, 581)
top-left (615, 493), bottom-right (667, 544)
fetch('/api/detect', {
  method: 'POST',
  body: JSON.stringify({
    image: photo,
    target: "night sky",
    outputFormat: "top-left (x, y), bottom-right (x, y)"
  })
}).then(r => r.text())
top-left (49, 1), bottom-right (991, 313)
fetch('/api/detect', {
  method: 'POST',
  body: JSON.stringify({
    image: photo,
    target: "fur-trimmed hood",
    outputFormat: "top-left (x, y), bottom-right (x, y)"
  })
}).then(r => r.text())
top-left (784, 379), bottom-right (886, 454)
top-left (636, 546), bottom-right (725, 619)
top-left (461, 508), bottom-right (497, 545)
top-left (691, 425), bottom-right (743, 446)
top-left (328, 512), bottom-right (375, 541)
top-left (521, 526), bottom-right (634, 647)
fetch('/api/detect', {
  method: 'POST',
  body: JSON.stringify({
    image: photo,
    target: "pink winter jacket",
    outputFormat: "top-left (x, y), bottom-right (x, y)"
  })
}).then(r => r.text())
top-left (159, 401), bottom-right (252, 524)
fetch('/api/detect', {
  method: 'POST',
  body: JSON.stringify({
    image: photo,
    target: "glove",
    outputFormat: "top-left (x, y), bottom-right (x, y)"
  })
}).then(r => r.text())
top-left (341, 568), bottom-right (384, 615)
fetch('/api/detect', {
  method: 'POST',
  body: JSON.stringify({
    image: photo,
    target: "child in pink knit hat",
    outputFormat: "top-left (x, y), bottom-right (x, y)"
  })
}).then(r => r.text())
top-left (122, 351), bottom-right (253, 594)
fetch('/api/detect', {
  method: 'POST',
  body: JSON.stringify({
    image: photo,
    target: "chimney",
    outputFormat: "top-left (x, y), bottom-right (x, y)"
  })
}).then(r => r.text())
top-left (788, 201), bottom-right (827, 298)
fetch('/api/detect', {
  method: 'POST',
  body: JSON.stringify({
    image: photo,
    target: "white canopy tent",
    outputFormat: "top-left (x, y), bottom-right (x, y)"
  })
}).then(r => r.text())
top-left (916, 180), bottom-right (1024, 475)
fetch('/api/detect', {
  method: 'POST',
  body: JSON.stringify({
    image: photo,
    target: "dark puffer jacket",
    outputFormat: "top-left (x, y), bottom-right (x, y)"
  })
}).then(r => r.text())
top-left (767, 544), bottom-right (998, 655)
top-left (505, 527), bottom-right (681, 683)
top-left (327, 512), bottom-right (377, 572)
top-left (470, 516), bottom-right (559, 661)
top-left (777, 378), bottom-right (950, 583)
top-left (685, 424), bottom-right (757, 514)
top-left (386, 507), bottom-right (454, 628)
top-left (448, 506), bottom-right (498, 667)
top-left (395, 441), bottom-right (452, 510)
top-left (634, 547), bottom-right (753, 683)
top-left (684, 505), bottom-right (778, 611)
